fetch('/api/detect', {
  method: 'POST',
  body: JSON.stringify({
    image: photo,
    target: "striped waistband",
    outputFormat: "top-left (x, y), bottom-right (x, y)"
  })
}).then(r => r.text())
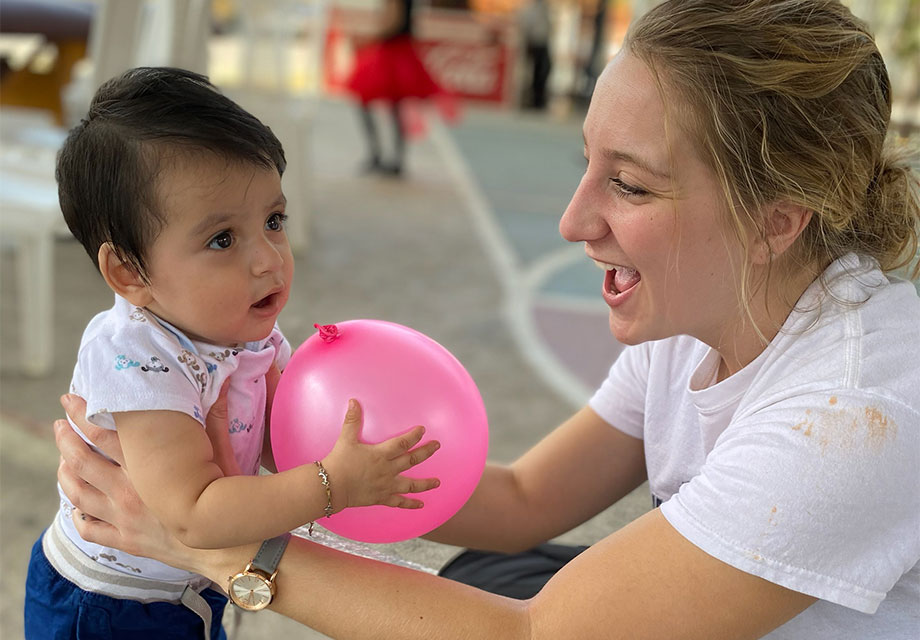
top-left (42, 514), bottom-right (212, 604)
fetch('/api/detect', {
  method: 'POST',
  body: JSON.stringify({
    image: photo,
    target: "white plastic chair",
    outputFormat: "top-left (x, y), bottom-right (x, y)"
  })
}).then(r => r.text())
top-left (2, 0), bottom-right (211, 377)
top-left (224, 0), bottom-right (325, 254)
top-left (0, 167), bottom-right (61, 377)
top-left (63, 0), bottom-right (211, 127)
top-left (0, 107), bottom-right (69, 376)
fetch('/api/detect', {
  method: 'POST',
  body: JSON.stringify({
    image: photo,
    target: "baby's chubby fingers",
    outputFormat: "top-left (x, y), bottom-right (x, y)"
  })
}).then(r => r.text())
top-left (399, 475), bottom-right (441, 495)
top-left (379, 423), bottom-right (427, 459)
top-left (338, 399), bottom-right (364, 443)
top-left (389, 472), bottom-right (443, 508)
top-left (394, 437), bottom-right (441, 473)
top-left (387, 494), bottom-right (426, 509)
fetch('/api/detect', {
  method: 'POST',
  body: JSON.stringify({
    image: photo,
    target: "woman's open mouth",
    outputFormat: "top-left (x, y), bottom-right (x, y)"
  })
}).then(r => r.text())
top-left (594, 260), bottom-right (641, 295)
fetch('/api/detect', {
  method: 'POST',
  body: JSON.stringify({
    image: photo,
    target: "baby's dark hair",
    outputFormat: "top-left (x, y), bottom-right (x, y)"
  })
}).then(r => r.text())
top-left (57, 67), bottom-right (286, 280)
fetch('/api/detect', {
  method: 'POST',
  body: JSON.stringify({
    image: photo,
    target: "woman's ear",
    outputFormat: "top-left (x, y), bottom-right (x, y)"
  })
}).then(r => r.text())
top-left (97, 243), bottom-right (152, 306)
top-left (753, 202), bottom-right (813, 265)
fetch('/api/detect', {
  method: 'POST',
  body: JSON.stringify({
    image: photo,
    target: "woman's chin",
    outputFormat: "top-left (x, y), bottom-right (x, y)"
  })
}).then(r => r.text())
top-left (608, 313), bottom-right (649, 346)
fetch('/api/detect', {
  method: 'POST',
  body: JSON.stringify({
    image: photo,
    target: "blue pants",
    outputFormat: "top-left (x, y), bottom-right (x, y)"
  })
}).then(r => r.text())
top-left (24, 534), bottom-right (228, 640)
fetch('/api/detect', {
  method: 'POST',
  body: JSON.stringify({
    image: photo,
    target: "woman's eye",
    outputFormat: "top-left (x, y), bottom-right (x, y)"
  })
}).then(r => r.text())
top-left (609, 177), bottom-right (649, 198)
top-left (266, 212), bottom-right (288, 232)
top-left (208, 232), bottom-right (233, 250)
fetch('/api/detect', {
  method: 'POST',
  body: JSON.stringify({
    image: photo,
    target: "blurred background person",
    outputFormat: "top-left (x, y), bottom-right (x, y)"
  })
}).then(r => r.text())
top-left (516, 0), bottom-right (551, 110)
top-left (345, 0), bottom-right (443, 176)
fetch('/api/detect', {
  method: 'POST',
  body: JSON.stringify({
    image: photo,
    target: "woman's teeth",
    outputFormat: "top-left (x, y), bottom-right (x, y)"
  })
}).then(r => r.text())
top-left (593, 260), bottom-right (641, 294)
top-left (593, 259), bottom-right (637, 276)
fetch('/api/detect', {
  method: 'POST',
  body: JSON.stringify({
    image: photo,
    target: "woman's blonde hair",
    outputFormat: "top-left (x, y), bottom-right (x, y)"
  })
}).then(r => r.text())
top-left (626, 0), bottom-right (920, 292)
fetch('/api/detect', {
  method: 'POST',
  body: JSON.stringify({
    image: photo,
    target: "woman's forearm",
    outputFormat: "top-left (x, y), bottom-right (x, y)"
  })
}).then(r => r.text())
top-left (423, 464), bottom-right (544, 552)
top-left (199, 536), bottom-right (533, 640)
top-left (426, 408), bottom-right (648, 553)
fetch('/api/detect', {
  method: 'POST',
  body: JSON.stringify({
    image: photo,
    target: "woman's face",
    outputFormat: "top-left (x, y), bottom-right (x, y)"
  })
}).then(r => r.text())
top-left (560, 52), bottom-right (747, 349)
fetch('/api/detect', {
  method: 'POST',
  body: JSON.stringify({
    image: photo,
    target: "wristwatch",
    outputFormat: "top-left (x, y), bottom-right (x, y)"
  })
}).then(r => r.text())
top-left (227, 533), bottom-right (291, 611)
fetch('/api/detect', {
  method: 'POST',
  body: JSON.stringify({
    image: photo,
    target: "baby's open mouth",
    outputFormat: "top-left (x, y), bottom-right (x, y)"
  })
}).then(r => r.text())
top-left (252, 293), bottom-right (276, 309)
top-left (594, 260), bottom-right (641, 295)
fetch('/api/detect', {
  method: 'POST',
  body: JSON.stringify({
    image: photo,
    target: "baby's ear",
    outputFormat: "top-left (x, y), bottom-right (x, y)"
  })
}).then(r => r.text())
top-left (97, 243), bottom-right (152, 306)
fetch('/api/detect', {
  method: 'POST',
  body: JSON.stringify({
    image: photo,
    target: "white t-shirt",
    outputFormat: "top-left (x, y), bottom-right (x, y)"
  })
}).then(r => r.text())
top-left (589, 254), bottom-right (920, 638)
top-left (55, 294), bottom-right (292, 583)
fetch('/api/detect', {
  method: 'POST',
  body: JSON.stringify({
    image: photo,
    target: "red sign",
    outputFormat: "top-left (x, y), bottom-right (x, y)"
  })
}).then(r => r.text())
top-left (415, 39), bottom-right (508, 103)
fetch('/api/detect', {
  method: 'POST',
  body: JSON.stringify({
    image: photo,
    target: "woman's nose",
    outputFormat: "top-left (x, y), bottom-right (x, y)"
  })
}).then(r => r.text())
top-left (559, 174), bottom-right (608, 243)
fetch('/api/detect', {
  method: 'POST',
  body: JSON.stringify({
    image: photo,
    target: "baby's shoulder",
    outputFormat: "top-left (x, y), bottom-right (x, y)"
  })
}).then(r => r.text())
top-left (77, 304), bottom-right (185, 375)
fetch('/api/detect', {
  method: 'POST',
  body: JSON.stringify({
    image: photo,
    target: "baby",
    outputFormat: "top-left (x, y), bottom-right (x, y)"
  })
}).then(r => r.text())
top-left (24, 67), bottom-right (439, 640)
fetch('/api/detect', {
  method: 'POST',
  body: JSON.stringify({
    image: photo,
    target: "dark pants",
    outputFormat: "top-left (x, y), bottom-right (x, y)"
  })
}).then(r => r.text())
top-left (525, 44), bottom-right (552, 109)
top-left (24, 535), bottom-right (228, 640)
top-left (439, 543), bottom-right (587, 599)
top-left (359, 101), bottom-right (405, 172)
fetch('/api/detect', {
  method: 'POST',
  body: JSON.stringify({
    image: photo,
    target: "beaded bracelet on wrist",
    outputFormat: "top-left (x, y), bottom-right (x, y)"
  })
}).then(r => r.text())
top-left (308, 460), bottom-right (332, 537)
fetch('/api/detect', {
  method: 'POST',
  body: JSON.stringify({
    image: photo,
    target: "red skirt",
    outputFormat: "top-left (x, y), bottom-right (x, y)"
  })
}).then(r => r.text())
top-left (346, 35), bottom-right (441, 104)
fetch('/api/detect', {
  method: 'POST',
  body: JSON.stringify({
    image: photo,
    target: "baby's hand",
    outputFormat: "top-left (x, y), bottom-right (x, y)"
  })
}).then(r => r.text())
top-left (323, 399), bottom-right (440, 511)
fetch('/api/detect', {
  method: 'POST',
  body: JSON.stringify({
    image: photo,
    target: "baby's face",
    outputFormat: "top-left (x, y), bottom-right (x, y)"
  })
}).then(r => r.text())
top-left (140, 156), bottom-right (293, 347)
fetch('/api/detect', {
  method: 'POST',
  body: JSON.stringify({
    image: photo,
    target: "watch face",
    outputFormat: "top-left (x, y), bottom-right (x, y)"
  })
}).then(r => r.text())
top-left (230, 574), bottom-right (273, 610)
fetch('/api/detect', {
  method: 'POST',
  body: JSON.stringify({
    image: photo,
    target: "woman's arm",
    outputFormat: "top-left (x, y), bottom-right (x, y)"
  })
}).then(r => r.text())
top-left (58, 395), bottom-right (815, 639)
top-left (425, 406), bottom-right (648, 552)
top-left (185, 510), bottom-right (813, 640)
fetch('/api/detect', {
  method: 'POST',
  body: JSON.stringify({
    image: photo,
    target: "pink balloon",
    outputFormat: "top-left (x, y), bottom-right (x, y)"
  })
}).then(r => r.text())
top-left (271, 320), bottom-right (489, 543)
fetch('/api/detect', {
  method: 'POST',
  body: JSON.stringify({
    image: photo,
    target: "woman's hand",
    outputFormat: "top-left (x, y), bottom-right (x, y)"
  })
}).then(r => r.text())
top-left (206, 379), bottom-right (243, 476)
top-left (55, 394), bottom-right (187, 562)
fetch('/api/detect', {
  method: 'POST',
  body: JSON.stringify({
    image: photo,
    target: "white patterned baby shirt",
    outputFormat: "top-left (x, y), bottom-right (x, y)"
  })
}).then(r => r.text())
top-left (55, 294), bottom-right (292, 583)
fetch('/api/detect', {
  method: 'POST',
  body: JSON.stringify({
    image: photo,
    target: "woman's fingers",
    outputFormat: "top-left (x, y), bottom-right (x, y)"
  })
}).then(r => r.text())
top-left (60, 394), bottom-right (126, 466)
top-left (54, 418), bottom-right (141, 524)
top-left (57, 454), bottom-right (112, 522)
top-left (265, 364), bottom-right (281, 407)
top-left (206, 379), bottom-right (231, 429)
top-left (205, 379), bottom-right (242, 476)
top-left (72, 509), bottom-right (128, 553)
top-left (54, 418), bottom-right (122, 487)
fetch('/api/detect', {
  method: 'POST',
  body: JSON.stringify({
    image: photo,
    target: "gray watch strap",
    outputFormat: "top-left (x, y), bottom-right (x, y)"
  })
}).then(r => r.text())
top-left (250, 533), bottom-right (291, 575)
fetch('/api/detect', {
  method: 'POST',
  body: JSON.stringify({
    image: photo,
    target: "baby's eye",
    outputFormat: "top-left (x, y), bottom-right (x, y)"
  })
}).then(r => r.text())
top-left (208, 232), bottom-right (233, 250)
top-left (265, 212), bottom-right (288, 232)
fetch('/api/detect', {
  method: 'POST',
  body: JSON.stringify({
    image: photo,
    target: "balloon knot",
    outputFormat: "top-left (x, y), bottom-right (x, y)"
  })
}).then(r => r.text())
top-left (314, 323), bottom-right (341, 343)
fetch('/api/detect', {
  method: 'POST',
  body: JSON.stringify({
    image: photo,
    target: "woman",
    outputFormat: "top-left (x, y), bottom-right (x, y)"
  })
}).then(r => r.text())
top-left (54, 1), bottom-right (920, 637)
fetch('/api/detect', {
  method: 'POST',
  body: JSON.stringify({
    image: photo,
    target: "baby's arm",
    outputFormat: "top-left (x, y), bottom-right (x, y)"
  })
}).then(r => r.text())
top-left (114, 404), bottom-right (440, 549)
